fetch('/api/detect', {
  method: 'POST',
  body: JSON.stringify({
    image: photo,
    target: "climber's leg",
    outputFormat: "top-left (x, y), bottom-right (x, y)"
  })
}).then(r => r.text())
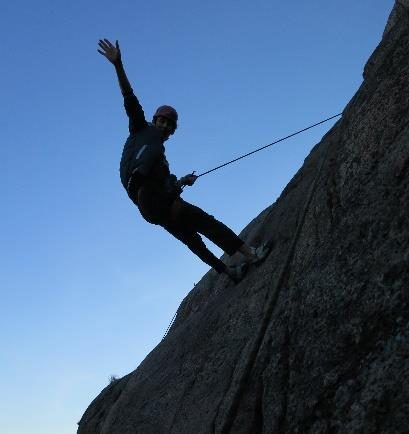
top-left (169, 199), bottom-right (245, 256)
top-left (162, 220), bottom-right (227, 274)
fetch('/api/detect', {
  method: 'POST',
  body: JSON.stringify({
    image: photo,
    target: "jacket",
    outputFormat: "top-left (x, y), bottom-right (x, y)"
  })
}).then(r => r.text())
top-left (119, 92), bottom-right (182, 197)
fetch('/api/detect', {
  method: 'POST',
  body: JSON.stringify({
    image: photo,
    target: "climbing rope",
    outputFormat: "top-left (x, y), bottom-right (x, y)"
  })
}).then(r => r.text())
top-left (163, 113), bottom-right (342, 340)
top-left (197, 113), bottom-right (342, 178)
top-left (162, 309), bottom-right (179, 340)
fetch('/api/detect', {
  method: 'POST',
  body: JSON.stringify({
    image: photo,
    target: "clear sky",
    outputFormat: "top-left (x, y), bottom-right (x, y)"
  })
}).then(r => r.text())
top-left (1, 1), bottom-right (394, 433)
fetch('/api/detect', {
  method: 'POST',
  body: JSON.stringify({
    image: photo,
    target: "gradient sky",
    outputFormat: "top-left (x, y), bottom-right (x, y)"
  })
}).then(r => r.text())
top-left (1, 1), bottom-right (394, 433)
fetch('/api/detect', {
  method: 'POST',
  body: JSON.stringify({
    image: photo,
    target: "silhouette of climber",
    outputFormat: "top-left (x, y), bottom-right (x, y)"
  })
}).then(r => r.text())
top-left (98, 39), bottom-right (270, 282)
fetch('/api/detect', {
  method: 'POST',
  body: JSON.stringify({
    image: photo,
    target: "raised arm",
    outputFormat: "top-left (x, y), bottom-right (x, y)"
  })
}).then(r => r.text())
top-left (98, 39), bottom-right (147, 132)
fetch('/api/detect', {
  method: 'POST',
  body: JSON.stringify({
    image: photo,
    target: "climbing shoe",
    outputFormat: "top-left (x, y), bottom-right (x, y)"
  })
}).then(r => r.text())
top-left (249, 241), bottom-right (273, 265)
top-left (226, 262), bottom-right (249, 284)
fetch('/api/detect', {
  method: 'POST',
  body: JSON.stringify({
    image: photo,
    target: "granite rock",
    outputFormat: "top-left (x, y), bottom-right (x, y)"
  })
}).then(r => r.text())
top-left (78, 3), bottom-right (409, 433)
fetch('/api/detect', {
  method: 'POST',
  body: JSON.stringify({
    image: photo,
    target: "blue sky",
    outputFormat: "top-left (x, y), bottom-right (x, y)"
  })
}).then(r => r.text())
top-left (1, 1), bottom-right (394, 433)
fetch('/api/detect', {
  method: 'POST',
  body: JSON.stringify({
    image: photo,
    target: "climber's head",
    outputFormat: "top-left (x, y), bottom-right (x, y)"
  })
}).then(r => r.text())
top-left (153, 105), bottom-right (178, 140)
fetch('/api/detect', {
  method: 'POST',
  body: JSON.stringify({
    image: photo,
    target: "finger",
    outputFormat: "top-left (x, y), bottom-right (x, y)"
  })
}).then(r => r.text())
top-left (98, 40), bottom-right (109, 50)
top-left (99, 39), bottom-right (112, 50)
top-left (104, 38), bottom-right (114, 48)
top-left (97, 49), bottom-right (106, 56)
top-left (116, 40), bottom-right (120, 50)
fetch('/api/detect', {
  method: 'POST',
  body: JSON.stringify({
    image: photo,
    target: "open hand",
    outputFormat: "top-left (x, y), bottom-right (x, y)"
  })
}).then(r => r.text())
top-left (98, 39), bottom-right (121, 65)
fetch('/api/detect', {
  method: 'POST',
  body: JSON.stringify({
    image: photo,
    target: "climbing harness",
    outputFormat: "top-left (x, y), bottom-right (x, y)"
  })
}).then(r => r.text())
top-left (196, 113), bottom-right (342, 178)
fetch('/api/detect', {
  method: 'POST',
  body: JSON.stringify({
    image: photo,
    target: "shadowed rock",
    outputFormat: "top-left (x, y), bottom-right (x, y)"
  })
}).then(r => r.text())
top-left (78, 2), bottom-right (409, 432)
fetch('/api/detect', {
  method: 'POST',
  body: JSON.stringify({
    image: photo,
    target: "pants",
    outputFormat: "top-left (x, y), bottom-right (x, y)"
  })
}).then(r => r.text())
top-left (134, 186), bottom-right (244, 273)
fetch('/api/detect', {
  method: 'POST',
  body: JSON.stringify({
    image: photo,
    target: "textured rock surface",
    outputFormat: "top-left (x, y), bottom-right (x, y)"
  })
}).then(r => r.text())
top-left (78, 3), bottom-right (409, 433)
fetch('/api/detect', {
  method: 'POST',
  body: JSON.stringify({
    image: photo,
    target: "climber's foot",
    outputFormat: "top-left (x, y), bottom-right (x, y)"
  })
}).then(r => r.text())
top-left (225, 262), bottom-right (249, 284)
top-left (247, 241), bottom-right (273, 265)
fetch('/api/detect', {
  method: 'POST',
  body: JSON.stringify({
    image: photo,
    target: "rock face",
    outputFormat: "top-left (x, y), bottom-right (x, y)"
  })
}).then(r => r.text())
top-left (78, 2), bottom-right (409, 433)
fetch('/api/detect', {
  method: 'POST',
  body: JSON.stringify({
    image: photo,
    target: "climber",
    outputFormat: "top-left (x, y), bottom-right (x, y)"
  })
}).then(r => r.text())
top-left (97, 38), bottom-right (271, 282)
